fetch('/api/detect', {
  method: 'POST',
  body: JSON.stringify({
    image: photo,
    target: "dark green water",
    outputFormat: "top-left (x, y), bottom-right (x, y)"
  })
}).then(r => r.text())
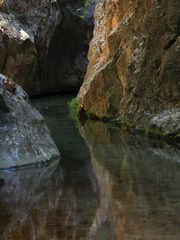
top-left (0, 95), bottom-right (180, 240)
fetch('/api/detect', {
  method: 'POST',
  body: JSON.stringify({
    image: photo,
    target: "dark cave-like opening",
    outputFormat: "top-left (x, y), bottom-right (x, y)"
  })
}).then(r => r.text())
top-left (38, 1), bottom-right (95, 95)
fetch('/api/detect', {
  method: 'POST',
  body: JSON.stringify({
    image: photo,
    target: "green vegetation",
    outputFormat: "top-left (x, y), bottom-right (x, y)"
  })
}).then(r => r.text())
top-left (69, 98), bottom-right (97, 121)
top-left (85, 111), bottom-right (97, 119)
top-left (69, 98), bottom-right (80, 110)
top-left (68, 98), bottom-right (80, 121)
top-left (146, 124), bottom-right (170, 138)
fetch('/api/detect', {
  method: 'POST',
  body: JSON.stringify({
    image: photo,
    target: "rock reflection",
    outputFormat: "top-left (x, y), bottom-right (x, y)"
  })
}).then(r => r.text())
top-left (2, 95), bottom-right (179, 240)
top-left (80, 121), bottom-right (180, 240)
top-left (0, 159), bottom-right (97, 240)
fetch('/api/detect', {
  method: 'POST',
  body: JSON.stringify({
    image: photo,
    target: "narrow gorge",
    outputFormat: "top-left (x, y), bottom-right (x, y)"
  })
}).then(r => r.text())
top-left (0, 1), bottom-right (180, 239)
top-left (0, 0), bottom-right (179, 140)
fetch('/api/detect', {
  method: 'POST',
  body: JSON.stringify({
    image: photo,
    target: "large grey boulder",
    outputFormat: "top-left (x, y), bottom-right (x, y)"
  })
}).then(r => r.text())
top-left (0, 77), bottom-right (60, 169)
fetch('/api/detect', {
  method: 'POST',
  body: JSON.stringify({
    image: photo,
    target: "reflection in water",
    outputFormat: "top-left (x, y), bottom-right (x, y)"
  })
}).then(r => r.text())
top-left (80, 121), bottom-right (180, 240)
top-left (0, 95), bottom-right (98, 240)
top-left (0, 161), bottom-right (97, 240)
top-left (0, 95), bottom-right (180, 240)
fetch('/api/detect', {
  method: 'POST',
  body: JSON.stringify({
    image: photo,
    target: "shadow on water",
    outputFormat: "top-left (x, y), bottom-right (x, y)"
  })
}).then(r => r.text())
top-left (0, 95), bottom-right (180, 240)
top-left (0, 95), bottom-right (98, 240)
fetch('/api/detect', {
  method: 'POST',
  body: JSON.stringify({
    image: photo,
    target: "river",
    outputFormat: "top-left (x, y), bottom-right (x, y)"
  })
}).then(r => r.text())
top-left (0, 95), bottom-right (179, 240)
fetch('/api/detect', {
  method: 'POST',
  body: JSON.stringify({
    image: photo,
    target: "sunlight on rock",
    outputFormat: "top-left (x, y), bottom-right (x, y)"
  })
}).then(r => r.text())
top-left (19, 29), bottom-right (30, 41)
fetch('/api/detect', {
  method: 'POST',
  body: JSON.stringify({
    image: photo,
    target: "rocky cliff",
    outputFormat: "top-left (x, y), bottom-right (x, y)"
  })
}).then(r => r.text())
top-left (0, 0), bottom-right (60, 95)
top-left (78, 0), bottom-right (180, 140)
top-left (0, 0), bottom-right (95, 95)
top-left (0, 78), bottom-right (59, 169)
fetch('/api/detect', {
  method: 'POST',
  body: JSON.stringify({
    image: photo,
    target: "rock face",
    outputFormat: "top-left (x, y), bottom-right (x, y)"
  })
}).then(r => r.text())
top-left (0, 0), bottom-right (60, 95)
top-left (78, 0), bottom-right (180, 139)
top-left (0, 0), bottom-right (96, 95)
top-left (0, 78), bottom-right (60, 169)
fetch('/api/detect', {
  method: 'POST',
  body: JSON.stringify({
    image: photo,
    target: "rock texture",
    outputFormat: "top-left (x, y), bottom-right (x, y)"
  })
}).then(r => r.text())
top-left (0, 0), bottom-right (60, 95)
top-left (78, 0), bottom-right (180, 139)
top-left (0, 79), bottom-right (60, 169)
top-left (0, 0), bottom-right (96, 95)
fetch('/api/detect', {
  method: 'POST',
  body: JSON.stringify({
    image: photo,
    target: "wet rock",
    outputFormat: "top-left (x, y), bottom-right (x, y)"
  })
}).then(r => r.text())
top-left (77, 0), bottom-right (180, 140)
top-left (0, 78), bottom-right (60, 169)
top-left (150, 109), bottom-right (180, 138)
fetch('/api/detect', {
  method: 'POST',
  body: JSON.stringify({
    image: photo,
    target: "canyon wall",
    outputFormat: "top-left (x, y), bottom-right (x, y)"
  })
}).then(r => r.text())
top-left (40, 0), bottom-right (96, 94)
top-left (0, 0), bottom-right (60, 94)
top-left (78, 0), bottom-right (180, 139)
top-left (0, 0), bottom-right (95, 95)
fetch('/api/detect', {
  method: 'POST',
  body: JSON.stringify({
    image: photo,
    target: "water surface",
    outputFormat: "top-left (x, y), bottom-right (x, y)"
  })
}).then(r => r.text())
top-left (0, 95), bottom-right (179, 240)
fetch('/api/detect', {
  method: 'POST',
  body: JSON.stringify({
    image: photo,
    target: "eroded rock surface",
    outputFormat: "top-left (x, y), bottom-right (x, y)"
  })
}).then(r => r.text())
top-left (78, 0), bottom-right (180, 139)
top-left (0, 0), bottom-right (96, 95)
top-left (0, 79), bottom-right (60, 169)
top-left (0, 0), bottom-right (60, 95)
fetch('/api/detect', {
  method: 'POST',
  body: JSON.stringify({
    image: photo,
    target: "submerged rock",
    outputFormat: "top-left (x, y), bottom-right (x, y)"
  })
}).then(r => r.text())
top-left (0, 77), bottom-right (60, 169)
top-left (77, 0), bottom-right (180, 140)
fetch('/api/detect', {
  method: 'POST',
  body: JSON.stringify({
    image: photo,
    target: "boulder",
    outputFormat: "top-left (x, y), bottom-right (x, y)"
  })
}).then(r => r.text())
top-left (0, 77), bottom-right (60, 169)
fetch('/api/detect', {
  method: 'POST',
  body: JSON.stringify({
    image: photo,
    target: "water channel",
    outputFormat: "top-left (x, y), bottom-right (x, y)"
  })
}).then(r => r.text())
top-left (0, 95), bottom-right (179, 240)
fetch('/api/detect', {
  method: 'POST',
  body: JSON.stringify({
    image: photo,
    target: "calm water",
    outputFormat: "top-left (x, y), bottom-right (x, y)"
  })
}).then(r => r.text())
top-left (0, 95), bottom-right (180, 240)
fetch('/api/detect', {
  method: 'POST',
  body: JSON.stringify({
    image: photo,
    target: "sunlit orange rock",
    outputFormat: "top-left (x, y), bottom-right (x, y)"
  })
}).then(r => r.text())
top-left (78, 0), bottom-right (180, 139)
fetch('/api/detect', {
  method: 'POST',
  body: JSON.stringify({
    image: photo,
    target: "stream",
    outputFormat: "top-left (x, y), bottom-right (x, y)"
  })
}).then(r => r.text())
top-left (0, 95), bottom-right (179, 240)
